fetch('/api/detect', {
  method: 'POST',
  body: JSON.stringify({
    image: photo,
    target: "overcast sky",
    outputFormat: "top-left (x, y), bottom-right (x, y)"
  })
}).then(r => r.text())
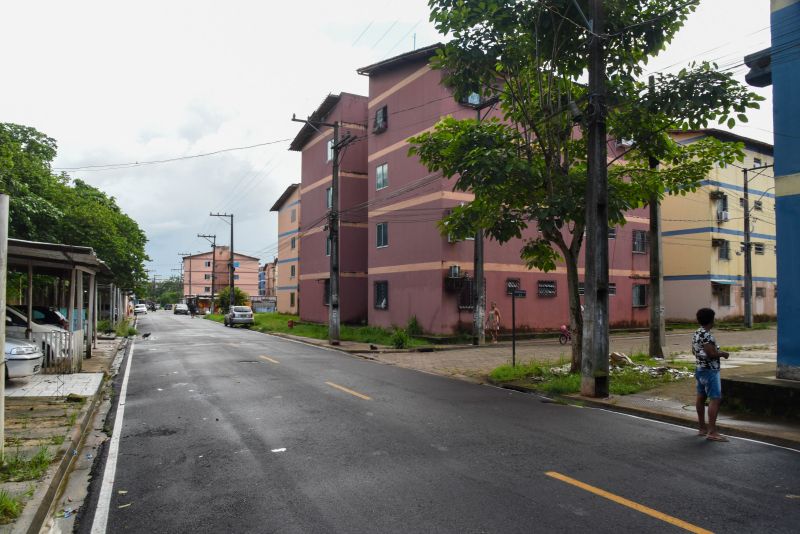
top-left (0, 0), bottom-right (772, 280)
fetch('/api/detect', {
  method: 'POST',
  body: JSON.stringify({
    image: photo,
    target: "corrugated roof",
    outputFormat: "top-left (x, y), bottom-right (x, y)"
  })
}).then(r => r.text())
top-left (673, 129), bottom-right (773, 154)
top-left (270, 183), bottom-right (300, 212)
top-left (289, 93), bottom-right (341, 152)
top-left (7, 238), bottom-right (113, 276)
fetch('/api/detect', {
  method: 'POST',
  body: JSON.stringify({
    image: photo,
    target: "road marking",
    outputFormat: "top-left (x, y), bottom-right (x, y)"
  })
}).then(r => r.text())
top-left (92, 339), bottom-right (136, 534)
top-left (545, 471), bottom-right (713, 534)
top-left (259, 355), bottom-right (280, 364)
top-left (325, 381), bottom-right (372, 400)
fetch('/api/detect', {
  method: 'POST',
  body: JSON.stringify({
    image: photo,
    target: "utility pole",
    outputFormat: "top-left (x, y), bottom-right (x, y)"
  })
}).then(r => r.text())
top-left (464, 94), bottom-right (499, 346)
top-left (581, 0), bottom-right (610, 398)
top-left (179, 252), bottom-right (193, 300)
top-left (647, 75), bottom-right (666, 359)
top-left (210, 213), bottom-right (234, 309)
top-left (198, 234), bottom-right (217, 313)
top-left (741, 163), bottom-right (774, 329)
top-left (291, 114), bottom-right (355, 345)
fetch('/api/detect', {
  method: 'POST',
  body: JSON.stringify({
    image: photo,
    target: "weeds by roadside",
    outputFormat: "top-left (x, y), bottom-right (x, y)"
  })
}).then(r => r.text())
top-left (0, 446), bottom-right (55, 482)
top-left (0, 490), bottom-right (24, 523)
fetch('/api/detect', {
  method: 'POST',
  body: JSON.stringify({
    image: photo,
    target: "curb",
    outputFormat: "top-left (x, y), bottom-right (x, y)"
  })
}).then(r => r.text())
top-left (494, 381), bottom-right (800, 449)
top-left (12, 339), bottom-right (126, 534)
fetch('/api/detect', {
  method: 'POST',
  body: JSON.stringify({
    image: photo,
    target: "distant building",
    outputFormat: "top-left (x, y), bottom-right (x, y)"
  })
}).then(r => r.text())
top-left (663, 130), bottom-right (776, 321)
top-left (269, 184), bottom-right (301, 314)
top-left (182, 246), bottom-right (260, 311)
top-left (288, 93), bottom-right (369, 324)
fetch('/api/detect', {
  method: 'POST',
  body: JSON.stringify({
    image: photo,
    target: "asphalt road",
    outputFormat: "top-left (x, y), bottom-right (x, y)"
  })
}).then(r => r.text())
top-left (81, 312), bottom-right (799, 533)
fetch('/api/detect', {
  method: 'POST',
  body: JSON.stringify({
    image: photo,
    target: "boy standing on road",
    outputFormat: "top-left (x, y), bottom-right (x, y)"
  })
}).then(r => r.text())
top-left (692, 307), bottom-right (730, 442)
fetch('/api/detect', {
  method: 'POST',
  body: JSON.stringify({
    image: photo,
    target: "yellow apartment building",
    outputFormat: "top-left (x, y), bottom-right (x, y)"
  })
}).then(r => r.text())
top-left (663, 130), bottom-right (776, 321)
top-left (270, 184), bottom-right (300, 314)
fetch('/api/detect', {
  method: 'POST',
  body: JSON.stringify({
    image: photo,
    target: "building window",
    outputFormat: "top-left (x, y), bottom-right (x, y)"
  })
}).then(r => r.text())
top-left (234, 261), bottom-right (240, 268)
top-left (715, 194), bottom-right (729, 221)
top-left (291, 237), bottom-right (296, 250)
top-left (754, 157), bottom-right (762, 167)
top-left (233, 274), bottom-right (240, 280)
top-left (327, 138), bottom-right (334, 162)
top-left (204, 261), bottom-right (211, 267)
top-left (326, 187), bottom-right (333, 209)
top-left (204, 274), bottom-right (211, 280)
top-left (291, 208), bottom-right (297, 223)
top-left (755, 287), bottom-right (766, 298)
top-left (374, 281), bottom-right (388, 309)
top-left (458, 278), bottom-right (476, 310)
top-left (537, 280), bottom-right (557, 298)
top-left (632, 284), bottom-right (648, 307)
top-left (325, 237), bottom-right (331, 256)
top-left (754, 243), bottom-right (765, 255)
top-left (608, 227), bottom-right (617, 239)
top-left (290, 265), bottom-right (296, 278)
top-left (753, 200), bottom-right (763, 211)
top-left (578, 282), bottom-right (585, 296)
top-left (714, 285), bottom-right (730, 307)
top-left (290, 292), bottom-right (296, 307)
top-left (717, 240), bottom-right (730, 261)
top-left (373, 105), bottom-right (388, 133)
top-left (609, 283), bottom-right (617, 296)
top-left (324, 279), bottom-right (330, 306)
top-left (376, 222), bottom-right (388, 248)
top-left (204, 286), bottom-right (211, 293)
top-left (376, 163), bottom-right (388, 190)
top-left (632, 230), bottom-right (648, 254)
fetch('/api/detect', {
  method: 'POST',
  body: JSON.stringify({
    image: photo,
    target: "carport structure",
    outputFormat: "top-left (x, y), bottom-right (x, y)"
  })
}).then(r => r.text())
top-left (6, 238), bottom-right (116, 373)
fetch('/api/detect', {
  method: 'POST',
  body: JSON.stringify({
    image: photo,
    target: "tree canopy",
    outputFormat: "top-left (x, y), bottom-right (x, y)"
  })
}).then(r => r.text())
top-left (0, 122), bottom-right (150, 293)
top-left (410, 0), bottom-right (762, 371)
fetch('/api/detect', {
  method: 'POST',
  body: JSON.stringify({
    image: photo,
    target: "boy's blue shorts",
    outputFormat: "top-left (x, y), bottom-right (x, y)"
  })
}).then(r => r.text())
top-left (695, 368), bottom-right (722, 399)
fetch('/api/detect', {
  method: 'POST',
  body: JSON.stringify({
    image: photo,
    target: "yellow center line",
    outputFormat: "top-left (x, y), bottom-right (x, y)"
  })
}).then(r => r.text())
top-left (545, 471), bottom-right (713, 534)
top-left (259, 355), bottom-right (279, 364)
top-left (325, 381), bottom-right (372, 401)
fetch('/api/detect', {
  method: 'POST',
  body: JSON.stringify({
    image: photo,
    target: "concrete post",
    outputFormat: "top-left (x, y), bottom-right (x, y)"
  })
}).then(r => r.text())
top-left (0, 194), bottom-right (10, 460)
top-left (772, 0), bottom-right (800, 379)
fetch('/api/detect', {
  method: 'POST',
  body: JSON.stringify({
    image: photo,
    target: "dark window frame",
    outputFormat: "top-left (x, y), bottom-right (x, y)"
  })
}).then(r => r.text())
top-left (374, 280), bottom-right (389, 309)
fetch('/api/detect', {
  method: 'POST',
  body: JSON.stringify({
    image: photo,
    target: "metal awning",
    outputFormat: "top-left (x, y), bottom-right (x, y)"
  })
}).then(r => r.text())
top-left (6, 238), bottom-right (113, 276)
top-left (710, 279), bottom-right (738, 285)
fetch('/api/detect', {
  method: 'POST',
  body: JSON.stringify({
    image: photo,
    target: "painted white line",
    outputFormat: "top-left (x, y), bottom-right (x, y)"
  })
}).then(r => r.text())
top-left (91, 339), bottom-right (136, 534)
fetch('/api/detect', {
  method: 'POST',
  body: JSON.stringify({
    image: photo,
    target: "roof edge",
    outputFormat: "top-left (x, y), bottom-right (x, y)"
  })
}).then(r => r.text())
top-left (270, 183), bottom-right (300, 212)
top-left (671, 128), bottom-right (773, 154)
top-left (357, 43), bottom-right (443, 76)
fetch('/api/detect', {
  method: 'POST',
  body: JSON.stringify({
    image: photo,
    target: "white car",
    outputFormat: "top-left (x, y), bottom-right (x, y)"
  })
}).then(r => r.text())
top-left (6, 306), bottom-right (69, 363)
top-left (4, 338), bottom-right (43, 380)
top-left (224, 306), bottom-right (254, 327)
top-left (134, 304), bottom-right (148, 315)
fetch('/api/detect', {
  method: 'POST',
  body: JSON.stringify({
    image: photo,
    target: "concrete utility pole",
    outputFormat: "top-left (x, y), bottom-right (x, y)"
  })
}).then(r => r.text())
top-left (581, 0), bottom-right (610, 397)
top-left (0, 194), bottom-right (9, 460)
top-left (292, 114), bottom-right (355, 345)
top-left (210, 213), bottom-right (234, 309)
top-left (647, 76), bottom-right (666, 359)
top-left (741, 163), bottom-right (774, 329)
top-left (198, 234), bottom-right (217, 313)
top-left (463, 94), bottom-right (499, 346)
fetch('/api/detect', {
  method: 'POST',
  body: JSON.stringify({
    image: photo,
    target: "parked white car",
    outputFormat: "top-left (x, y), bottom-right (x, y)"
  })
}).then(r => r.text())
top-left (224, 306), bottom-right (254, 327)
top-left (4, 338), bottom-right (43, 380)
top-left (134, 304), bottom-right (148, 315)
top-left (5, 306), bottom-right (69, 364)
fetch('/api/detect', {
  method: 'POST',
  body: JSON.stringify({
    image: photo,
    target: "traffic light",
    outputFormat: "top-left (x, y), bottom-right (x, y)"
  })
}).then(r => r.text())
top-left (744, 47), bottom-right (772, 88)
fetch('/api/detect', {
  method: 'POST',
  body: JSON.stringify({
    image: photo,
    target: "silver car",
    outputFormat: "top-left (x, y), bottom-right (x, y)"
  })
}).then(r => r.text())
top-left (4, 338), bottom-right (43, 380)
top-left (224, 306), bottom-right (254, 327)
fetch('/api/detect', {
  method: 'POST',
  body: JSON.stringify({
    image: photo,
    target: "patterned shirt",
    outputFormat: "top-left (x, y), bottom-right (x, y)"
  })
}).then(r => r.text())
top-left (692, 327), bottom-right (720, 370)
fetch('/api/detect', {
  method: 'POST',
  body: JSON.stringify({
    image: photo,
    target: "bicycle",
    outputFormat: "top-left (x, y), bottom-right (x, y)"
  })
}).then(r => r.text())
top-left (558, 324), bottom-right (572, 345)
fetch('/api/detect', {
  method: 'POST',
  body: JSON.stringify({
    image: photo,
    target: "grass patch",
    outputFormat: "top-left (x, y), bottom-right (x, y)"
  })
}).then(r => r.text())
top-left (720, 346), bottom-right (743, 353)
top-left (207, 312), bottom-right (428, 347)
top-left (489, 361), bottom-right (548, 382)
top-left (0, 490), bottom-right (24, 523)
top-left (0, 446), bottom-right (55, 482)
top-left (49, 435), bottom-right (65, 446)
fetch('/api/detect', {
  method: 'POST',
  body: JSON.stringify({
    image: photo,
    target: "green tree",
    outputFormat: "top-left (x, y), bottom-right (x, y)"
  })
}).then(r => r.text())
top-left (410, 0), bottom-right (761, 371)
top-left (217, 286), bottom-right (249, 310)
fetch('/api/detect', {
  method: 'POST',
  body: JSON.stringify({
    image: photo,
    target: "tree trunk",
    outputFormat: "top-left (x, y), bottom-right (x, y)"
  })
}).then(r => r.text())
top-left (564, 248), bottom-right (583, 373)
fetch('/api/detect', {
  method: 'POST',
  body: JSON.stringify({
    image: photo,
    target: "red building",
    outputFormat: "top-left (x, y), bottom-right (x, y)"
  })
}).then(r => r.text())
top-left (290, 47), bottom-right (651, 335)
top-left (289, 93), bottom-right (370, 325)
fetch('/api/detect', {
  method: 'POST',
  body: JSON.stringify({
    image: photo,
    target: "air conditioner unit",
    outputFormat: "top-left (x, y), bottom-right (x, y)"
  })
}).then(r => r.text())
top-left (615, 138), bottom-right (634, 147)
top-left (449, 265), bottom-right (461, 278)
top-left (718, 210), bottom-right (730, 222)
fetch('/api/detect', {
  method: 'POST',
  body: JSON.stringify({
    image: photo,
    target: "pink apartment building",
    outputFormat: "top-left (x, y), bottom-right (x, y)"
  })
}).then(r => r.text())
top-left (182, 246), bottom-right (260, 311)
top-left (289, 93), bottom-right (370, 324)
top-left (270, 184), bottom-right (301, 314)
top-left (287, 46), bottom-right (651, 335)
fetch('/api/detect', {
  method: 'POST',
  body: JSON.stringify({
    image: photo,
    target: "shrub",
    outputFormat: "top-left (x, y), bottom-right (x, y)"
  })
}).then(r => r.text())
top-left (97, 320), bottom-right (112, 333)
top-left (390, 328), bottom-right (410, 349)
top-left (406, 316), bottom-right (423, 336)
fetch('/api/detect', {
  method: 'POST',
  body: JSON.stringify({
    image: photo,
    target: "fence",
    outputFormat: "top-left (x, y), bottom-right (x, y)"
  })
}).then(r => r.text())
top-left (31, 329), bottom-right (84, 374)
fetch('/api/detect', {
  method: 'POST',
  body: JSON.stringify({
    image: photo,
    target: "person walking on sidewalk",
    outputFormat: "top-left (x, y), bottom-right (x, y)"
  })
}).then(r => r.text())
top-left (692, 307), bottom-right (730, 442)
top-left (487, 302), bottom-right (501, 344)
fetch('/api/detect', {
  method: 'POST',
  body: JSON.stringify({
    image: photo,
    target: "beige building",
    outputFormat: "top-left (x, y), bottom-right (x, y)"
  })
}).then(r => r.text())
top-left (663, 130), bottom-right (776, 321)
top-left (270, 184), bottom-right (300, 314)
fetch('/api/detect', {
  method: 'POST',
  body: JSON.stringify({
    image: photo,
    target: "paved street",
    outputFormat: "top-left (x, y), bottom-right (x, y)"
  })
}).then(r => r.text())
top-left (80, 313), bottom-right (798, 533)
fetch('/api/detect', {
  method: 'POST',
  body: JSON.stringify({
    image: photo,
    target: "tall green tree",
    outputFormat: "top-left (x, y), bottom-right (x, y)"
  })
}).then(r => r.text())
top-left (0, 122), bottom-right (150, 295)
top-left (217, 286), bottom-right (249, 311)
top-left (410, 0), bottom-right (761, 371)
